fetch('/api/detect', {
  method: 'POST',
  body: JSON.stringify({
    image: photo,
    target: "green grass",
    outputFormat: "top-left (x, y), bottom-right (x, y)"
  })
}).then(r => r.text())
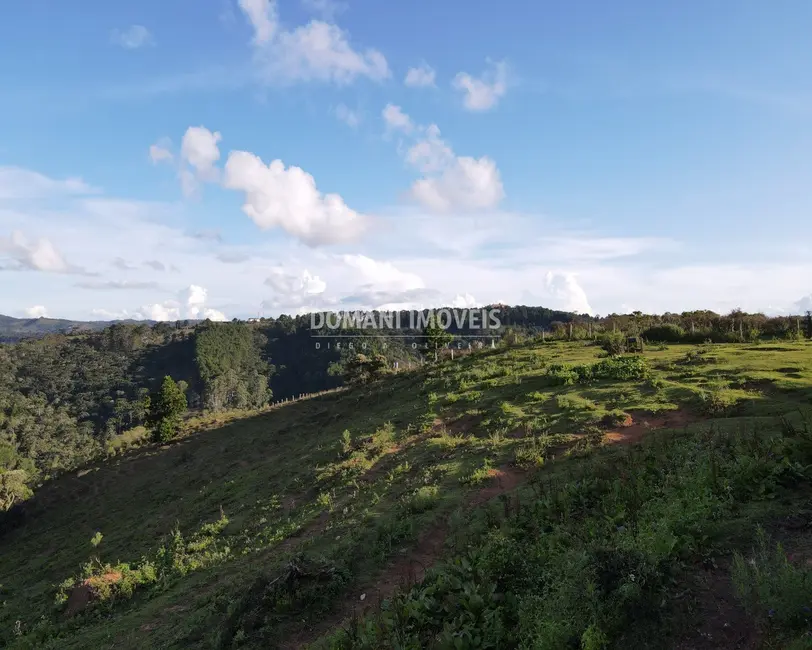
top-left (2, 340), bottom-right (812, 648)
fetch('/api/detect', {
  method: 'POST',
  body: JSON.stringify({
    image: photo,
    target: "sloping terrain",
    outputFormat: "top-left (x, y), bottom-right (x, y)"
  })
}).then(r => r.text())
top-left (2, 340), bottom-right (812, 649)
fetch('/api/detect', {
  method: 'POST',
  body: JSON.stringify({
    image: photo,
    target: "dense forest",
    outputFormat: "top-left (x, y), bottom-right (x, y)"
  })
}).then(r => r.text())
top-left (1, 306), bottom-right (810, 513)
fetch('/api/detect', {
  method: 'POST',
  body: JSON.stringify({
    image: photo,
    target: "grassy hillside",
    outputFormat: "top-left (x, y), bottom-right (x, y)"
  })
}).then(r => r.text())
top-left (2, 340), bottom-right (812, 649)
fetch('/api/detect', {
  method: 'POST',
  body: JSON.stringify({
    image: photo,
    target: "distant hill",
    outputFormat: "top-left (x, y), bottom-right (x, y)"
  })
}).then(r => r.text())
top-left (0, 314), bottom-right (150, 343)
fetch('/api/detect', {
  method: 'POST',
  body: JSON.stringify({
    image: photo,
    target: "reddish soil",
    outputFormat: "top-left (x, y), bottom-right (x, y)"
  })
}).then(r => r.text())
top-left (280, 464), bottom-right (526, 649)
top-left (65, 571), bottom-right (123, 617)
top-left (604, 409), bottom-right (698, 446)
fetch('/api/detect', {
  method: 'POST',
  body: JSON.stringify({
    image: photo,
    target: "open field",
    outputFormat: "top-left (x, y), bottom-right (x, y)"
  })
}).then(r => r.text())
top-left (3, 340), bottom-right (812, 649)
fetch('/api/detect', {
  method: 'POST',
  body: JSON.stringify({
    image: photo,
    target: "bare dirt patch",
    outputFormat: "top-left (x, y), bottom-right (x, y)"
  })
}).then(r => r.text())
top-left (671, 562), bottom-right (760, 650)
top-left (447, 413), bottom-right (483, 435)
top-left (604, 409), bottom-right (699, 446)
top-left (281, 465), bottom-right (526, 649)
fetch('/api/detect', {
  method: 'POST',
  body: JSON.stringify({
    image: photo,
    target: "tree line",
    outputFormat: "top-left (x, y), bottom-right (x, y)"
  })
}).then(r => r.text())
top-left (2, 307), bottom-right (809, 512)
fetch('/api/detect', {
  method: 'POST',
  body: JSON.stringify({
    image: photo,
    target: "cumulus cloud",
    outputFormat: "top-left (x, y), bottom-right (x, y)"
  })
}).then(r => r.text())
top-left (180, 126), bottom-right (222, 196)
top-left (0, 167), bottom-right (97, 199)
top-left (151, 127), bottom-right (222, 197)
top-left (149, 142), bottom-right (174, 165)
top-left (24, 305), bottom-right (48, 318)
top-left (335, 103), bottom-right (361, 128)
top-left (265, 268), bottom-right (326, 295)
top-left (452, 60), bottom-right (508, 111)
top-left (451, 293), bottom-right (479, 308)
top-left (384, 110), bottom-right (504, 212)
top-left (223, 149), bottom-right (369, 246)
top-left (542, 272), bottom-right (593, 315)
top-left (404, 63), bottom-right (436, 88)
top-left (111, 25), bottom-right (153, 49)
top-left (128, 285), bottom-right (228, 322)
top-left (342, 254), bottom-right (423, 291)
top-left (382, 103), bottom-right (414, 133)
top-left (262, 268), bottom-right (328, 311)
top-left (153, 126), bottom-right (369, 246)
top-left (238, 0), bottom-right (389, 84)
top-left (411, 156), bottom-right (504, 213)
top-left (0, 230), bottom-right (89, 274)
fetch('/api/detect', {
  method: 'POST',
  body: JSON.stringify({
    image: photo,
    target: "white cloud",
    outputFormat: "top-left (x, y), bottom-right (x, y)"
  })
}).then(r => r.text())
top-left (149, 142), bottom-right (174, 165)
top-left (265, 268), bottom-right (326, 295)
top-left (341, 253), bottom-right (424, 291)
top-left (179, 126), bottom-right (222, 196)
top-left (411, 156), bottom-right (504, 213)
top-left (382, 103), bottom-right (414, 133)
top-left (0, 167), bottom-right (97, 199)
top-left (111, 25), bottom-right (153, 50)
top-left (382, 109), bottom-right (505, 212)
top-left (452, 60), bottom-right (508, 111)
top-left (223, 149), bottom-right (369, 246)
top-left (127, 285), bottom-right (228, 322)
top-left (24, 305), bottom-right (48, 318)
top-left (542, 272), bottom-right (593, 315)
top-left (239, 0), bottom-right (278, 43)
top-left (404, 124), bottom-right (454, 172)
top-left (263, 268), bottom-right (328, 310)
top-left (404, 63), bottom-right (436, 88)
top-left (239, 0), bottom-right (389, 84)
top-left (0, 230), bottom-right (85, 274)
top-left (153, 127), bottom-right (222, 197)
top-left (335, 103), bottom-right (361, 128)
top-left (451, 293), bottom-right (478, 308)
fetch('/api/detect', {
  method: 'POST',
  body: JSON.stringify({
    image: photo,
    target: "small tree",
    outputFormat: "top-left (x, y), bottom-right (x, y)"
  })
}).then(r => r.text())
top-left (424, 315), bottom-right (453, 362)
top-left (343, 353), bottom-right (389, 385)
top-left (146, 376), bottom-right (188, 443)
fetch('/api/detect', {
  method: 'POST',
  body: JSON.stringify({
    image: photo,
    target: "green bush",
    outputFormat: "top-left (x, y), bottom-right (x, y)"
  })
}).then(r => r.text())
top-left (597, 332), bottom-right (627, 356)
top-left (733, 528), bottom-right (812, 639)
top-left (642, 324), bottom-right (686, 342)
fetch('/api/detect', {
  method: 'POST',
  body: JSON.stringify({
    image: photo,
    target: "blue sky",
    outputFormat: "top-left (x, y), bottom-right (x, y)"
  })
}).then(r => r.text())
top-left (1, 0), bottom-right (811, 321)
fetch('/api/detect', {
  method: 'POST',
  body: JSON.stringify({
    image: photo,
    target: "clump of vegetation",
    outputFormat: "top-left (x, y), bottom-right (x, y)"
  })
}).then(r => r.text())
top-left (597, 331), bottom-right (628, 355)
top-left (325, 415), bottom-right (812, 649)
top-left (547, 356), bottom-right (650, 385)
top-left (642, 324), bottom-right (686, 342)
top-left (732, 528), bottom-right (812, 645)
top-left (55, 512), bottom-right (230, 611)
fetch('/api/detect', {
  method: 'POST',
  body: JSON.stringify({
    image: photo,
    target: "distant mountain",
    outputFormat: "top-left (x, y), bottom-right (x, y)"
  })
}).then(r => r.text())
top-left (0, 314), bottom-right (149, 343)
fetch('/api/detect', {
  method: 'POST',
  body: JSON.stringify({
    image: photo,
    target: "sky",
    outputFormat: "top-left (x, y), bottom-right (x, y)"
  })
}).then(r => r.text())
top-left (1, 0), bottom-right (812, 322)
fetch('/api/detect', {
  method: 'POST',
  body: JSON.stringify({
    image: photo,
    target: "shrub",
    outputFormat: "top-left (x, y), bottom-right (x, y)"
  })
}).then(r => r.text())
top-left (732, 529), bottom-right (812, 635)
top-left (405, 486), bottom-right (441, 514)
top-left (642, 324), bottom-right (686, 343)
top-left (597, 332), bottom-right (627, 356)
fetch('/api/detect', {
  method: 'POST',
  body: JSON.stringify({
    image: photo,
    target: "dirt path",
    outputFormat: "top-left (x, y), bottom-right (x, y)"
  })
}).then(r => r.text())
top-left (280, 464), bottom-right (526, 650)
top-left (604, 408), bottom-right (698, 446)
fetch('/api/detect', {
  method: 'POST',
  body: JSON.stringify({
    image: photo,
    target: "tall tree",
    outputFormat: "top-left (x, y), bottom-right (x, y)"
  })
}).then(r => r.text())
top-left (146, 376), bottom-right (187, 443)
top-left (424, 315), bottom-right (454, 362)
